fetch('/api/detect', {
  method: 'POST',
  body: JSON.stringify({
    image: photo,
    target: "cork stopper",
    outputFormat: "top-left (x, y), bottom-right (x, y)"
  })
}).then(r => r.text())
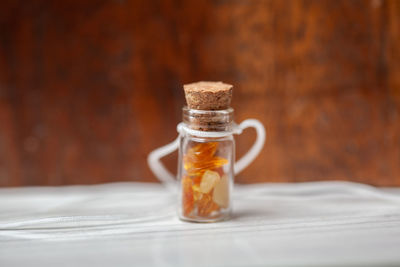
top-left (183, 81), bottom-right (233, 110)
top-left (183, 81), bottom-right (233, 131)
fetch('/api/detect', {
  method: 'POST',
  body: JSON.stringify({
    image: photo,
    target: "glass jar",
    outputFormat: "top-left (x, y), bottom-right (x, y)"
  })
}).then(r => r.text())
top-left (178, 107), bottom-right (235, 222)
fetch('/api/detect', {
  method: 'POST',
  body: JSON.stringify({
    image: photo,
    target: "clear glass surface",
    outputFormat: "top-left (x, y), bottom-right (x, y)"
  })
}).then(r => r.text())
top-left (178, 133), bottom-right (234, 222)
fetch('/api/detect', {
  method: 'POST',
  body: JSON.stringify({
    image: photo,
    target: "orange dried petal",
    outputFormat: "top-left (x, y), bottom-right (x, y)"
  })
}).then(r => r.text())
top-left (188, 142), bottom-right (218, 159)
top-left (192, 175), bottom-right (202, 186)
top-left (198, 193), bottom-right (220, 216)
top-left (183, 142), bottom-right (218, 167)
top-left (182, 176), bottom-right (194, 216)
top-left (214, 167), bottom-right (225, 177)
top-left (184, 157), bottom-right (229, 177)
top-left (192, 184), bottom-right (202, 201)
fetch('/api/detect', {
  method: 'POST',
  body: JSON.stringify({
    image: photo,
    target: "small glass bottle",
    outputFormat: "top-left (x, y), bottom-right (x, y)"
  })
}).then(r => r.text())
top-left (178, 107), bottom-right (234, 222)
top-left (147, 81), bottom-right (265, 223)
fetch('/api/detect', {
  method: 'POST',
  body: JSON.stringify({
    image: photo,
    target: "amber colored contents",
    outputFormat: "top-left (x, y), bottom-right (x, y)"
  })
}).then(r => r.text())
top-left (186, 142), bottom-right (218, 160)
top-left (184, 157), bottom-right (228, 176)
top-left (197, 193), bottom-right (220, 216)
top-left (192, 175), bottom-right (202, 186)
top-left (182, 176), bottom-right (194, 216)
top-left (183, 142), bottom-right (228, 177)
top-left (213, 174), bottom-right (229, 208)
top-left (181, 142), bottom-right (229, 218)
top-left (214, 167), bottom-right (225, 178)
top-left (199, 170), bottom-right (220, 193)
top-left (193, 185), bottom-right (202, 202)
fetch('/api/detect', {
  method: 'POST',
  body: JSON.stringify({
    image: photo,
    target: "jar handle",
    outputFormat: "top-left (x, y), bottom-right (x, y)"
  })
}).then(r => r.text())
top-left (147, 136), bottom-right (179, 191)
top-left (234, 119), bottom-right (266, 175)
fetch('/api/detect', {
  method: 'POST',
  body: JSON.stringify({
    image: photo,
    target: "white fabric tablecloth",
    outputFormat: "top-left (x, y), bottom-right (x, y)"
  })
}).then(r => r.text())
top-left (1, 181), bottom-right (400, 267)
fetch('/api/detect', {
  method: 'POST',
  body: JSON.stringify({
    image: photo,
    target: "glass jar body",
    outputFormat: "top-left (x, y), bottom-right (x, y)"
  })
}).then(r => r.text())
top-left (178, 133), bottom-right (234, 222)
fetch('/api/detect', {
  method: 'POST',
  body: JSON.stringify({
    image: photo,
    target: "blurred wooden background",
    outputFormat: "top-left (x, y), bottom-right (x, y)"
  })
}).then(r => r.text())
top-left (0, 0), bottom-right (399, 187)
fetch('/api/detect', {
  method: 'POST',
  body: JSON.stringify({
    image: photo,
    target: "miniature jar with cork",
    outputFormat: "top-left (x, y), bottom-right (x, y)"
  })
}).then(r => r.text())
top-left (148, 81), bottom-right (266, 222)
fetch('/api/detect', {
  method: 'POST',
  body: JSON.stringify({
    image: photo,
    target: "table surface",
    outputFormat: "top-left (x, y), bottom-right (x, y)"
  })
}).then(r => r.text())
top-left (1, 181), bottom-right (400, 267)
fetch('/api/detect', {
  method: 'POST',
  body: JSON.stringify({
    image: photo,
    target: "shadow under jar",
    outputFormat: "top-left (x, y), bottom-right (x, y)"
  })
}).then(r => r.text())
top-left (178, 107), bottom-right (234, 222)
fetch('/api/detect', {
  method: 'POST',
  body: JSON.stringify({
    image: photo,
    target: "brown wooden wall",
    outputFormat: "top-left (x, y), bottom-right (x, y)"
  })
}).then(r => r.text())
top-left (0, 0), bottom-right (399, 187)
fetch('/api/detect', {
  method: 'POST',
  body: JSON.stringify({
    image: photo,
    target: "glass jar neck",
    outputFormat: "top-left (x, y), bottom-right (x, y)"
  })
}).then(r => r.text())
top-left (182, 106), bottom-right (234, 132)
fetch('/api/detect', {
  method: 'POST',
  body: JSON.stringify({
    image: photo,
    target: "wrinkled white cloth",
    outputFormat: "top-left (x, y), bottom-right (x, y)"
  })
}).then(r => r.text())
top-left (1, 181), bottom-right (400, 267)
